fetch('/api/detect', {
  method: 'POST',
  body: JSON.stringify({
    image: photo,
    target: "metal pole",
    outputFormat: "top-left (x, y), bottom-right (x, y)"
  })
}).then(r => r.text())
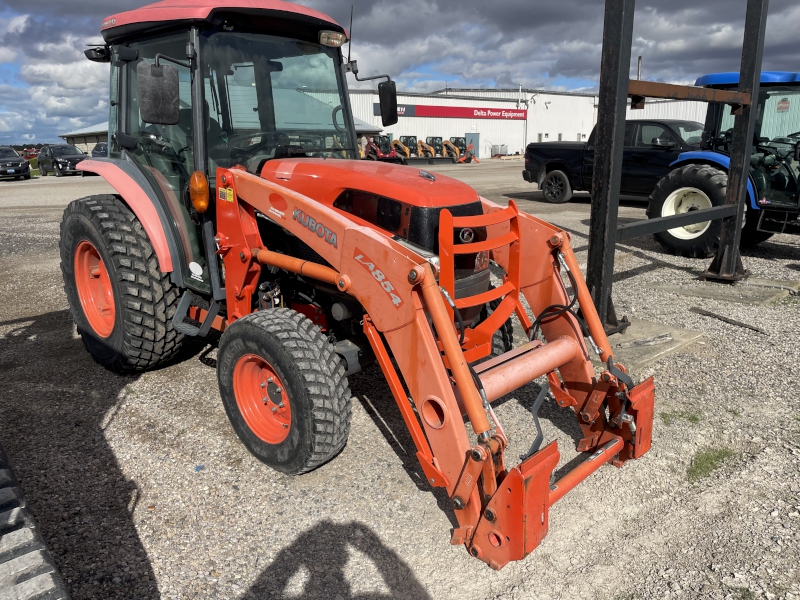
top-left (637, 56), bottom-right (642, 80)
top-left (704, 0), bottom-right (768, 281)
top-left (586, 0), bottom-right (635, 333)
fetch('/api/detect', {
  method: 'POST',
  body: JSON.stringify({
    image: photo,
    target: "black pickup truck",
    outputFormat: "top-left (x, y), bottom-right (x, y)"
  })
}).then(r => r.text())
top-left (522, 119), bottom-right (704, 203)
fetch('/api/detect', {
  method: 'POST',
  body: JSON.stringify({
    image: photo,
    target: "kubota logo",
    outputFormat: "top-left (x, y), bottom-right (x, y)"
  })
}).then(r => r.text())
top-left (102, 18), bottom-right (116, 28)
top-left (292, 208), bottom-right (338, 248)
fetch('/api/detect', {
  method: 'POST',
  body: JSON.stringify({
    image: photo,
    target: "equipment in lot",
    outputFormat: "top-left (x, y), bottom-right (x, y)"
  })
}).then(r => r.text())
top-left (65, 0), bottom-right (654, 569)
top-left (426, 136), bottom-right (444, 156)
top-left (442, 139), bottom-right (460, 160)
top-left (0, 146), bottom-right (31, 180)
top-left (417, 138), bottom-right (436, 158)
top-left (459, 142), bottom-right (479, 164)
top-left (37, 144), bottom-right (87, 177)
top-left (365, 135), bottom-right (401, 163)
top-left (391, 138), bottom-right (411, 158)
top-left (647, 72), bottom-right (800, 257)
top-left (398, 135), bottom-right (419, 156)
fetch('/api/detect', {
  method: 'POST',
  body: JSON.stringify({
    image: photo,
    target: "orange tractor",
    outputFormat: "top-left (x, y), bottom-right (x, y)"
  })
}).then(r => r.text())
top-left (65, 0), bottom-right (654, 569)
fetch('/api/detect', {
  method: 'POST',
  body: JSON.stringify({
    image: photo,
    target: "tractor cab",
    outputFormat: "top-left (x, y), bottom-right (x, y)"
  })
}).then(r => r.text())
top-left (85, 1), bottom-right (397, 295)
top-left (700, 72), bottom-right (800, 211)
top-left (372, 134), bottom-right (392, 155)
top-left (426, 136), bottom-right (443, 156)
top-left (399, 135), bottom-right (418, 154)
top-left (450, 137), bottom-right (467, 154)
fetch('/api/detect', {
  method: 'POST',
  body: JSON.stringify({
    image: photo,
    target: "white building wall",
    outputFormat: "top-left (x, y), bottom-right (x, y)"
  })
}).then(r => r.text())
top-left (626, 100), bottom-right (708, 123)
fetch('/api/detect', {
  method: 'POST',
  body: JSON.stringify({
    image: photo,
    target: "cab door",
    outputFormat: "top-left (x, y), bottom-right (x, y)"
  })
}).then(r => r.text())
top-left (582, 122), bottom-right (640, 194)
top-left (628, 122), bottom-right (682, 194)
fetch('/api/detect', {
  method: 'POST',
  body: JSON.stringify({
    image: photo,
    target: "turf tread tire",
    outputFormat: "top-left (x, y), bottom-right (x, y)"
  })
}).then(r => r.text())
top-left (60, 194), bottom-right (183, 373)
top-left (217, 309), bottom-right (352, 475)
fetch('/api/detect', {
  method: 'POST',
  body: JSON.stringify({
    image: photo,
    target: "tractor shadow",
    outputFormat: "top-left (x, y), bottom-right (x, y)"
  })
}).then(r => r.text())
top-left (0, 310), bottom-right (158, 599)
top-left (241, 520), bottom-right (431, 600)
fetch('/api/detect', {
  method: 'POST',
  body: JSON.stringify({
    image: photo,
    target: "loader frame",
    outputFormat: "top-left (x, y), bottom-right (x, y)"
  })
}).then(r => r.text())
top-left (211, 164), bottom-right (654, 569)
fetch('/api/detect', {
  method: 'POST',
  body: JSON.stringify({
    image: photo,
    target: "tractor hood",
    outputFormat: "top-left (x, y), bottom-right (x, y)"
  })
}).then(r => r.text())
top-left (259, 158), bottom-right (480, 209)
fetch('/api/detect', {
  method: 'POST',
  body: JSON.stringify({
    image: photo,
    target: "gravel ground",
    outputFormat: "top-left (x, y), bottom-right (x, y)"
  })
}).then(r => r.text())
top-left (0, 166), bottom-right (799, 600)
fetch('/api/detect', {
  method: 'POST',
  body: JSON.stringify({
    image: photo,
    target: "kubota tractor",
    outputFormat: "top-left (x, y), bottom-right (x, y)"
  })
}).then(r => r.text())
top-left (65, 0), bottom-right (654, 569)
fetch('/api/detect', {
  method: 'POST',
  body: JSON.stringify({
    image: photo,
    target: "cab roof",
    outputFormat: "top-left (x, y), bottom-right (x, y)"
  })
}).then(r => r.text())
top-left (100, 0), bottom-right (344, 43)
top-left (695, 71), bottom-right (800, 86)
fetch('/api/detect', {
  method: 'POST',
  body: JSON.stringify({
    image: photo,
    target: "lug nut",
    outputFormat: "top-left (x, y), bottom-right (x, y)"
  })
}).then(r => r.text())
top-left (261, 382), bottom-right (266, 388)
top-left (271, 406), bottom-right (277, 413)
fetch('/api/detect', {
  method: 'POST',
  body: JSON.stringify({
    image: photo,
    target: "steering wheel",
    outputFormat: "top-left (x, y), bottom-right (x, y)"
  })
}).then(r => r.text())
top-left (332, 105), bottom-right (347, 133)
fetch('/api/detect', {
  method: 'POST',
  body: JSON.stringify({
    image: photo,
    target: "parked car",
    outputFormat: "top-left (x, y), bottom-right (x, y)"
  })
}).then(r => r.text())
top-left (38, 144), bottom-right (87, 177)
top-left (22, 148), bottom-right (39, 160)
top-left (0, 146), bottom-right (31, 180)
top-left (91, 142), bottom-right (108, 157)
top-left (522, 119), bottom-right (704, 203)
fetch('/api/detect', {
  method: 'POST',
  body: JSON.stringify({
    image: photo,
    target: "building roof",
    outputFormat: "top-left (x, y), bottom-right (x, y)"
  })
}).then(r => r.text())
top-left (60, 122), bottom-right (109, 139)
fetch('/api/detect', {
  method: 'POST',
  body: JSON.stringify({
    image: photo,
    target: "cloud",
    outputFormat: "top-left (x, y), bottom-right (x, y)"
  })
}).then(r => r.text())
top-left (0, 0), bottom-right (798, 142)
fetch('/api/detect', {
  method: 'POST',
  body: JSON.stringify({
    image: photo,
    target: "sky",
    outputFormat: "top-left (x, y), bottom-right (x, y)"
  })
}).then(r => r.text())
top-left (0, 0), bottom-right (798, 144)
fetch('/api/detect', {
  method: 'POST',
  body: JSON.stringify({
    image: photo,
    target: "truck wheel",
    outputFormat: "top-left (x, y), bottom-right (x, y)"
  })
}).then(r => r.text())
top-left (541, 170), bottom-right (573, 204)
top-left (60, 194), bottom-right (183, 372)
top-left (647, 164), bottom-right (726, 258)
top-left (217, 309), bottom-right (352, 475)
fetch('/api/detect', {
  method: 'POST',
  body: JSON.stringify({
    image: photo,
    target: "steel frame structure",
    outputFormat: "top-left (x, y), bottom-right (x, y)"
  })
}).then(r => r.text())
top-left (586, 0), bottom-right (769, 329)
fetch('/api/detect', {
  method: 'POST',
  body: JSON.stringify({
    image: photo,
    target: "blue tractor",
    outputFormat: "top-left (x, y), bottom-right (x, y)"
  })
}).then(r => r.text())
top-left (647, 71), bottom-right (800, 257)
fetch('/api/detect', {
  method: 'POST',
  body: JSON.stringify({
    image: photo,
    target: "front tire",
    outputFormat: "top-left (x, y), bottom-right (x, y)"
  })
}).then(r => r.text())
top-left (541, 170), bottom-right (573, 204)
top-left (60, 195), bottom-right (183, 372)
top-left (55, 165), bottom-right (63, 177)
top-left (217, 309), bottom-right (352, 475)
top-left (647, 164), bottom-right (726, 258)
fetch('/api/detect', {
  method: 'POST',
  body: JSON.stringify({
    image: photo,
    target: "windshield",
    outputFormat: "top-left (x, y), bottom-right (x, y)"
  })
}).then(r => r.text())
top-left (202, 32), bottom-right (355, 174)
top-left (720, 86), bottom-right (800, 148)
top-left (672, 121), bottom-right (704, 145)
top-left (52, 146), bottom-right (82, 156)
top-left (0, 148), bottom-right (20, 158)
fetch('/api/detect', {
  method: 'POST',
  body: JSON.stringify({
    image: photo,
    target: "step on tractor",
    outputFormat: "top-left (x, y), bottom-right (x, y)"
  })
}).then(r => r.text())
top-left (648, 71), bottom-right (800, 257)
top-left (66, 0), bottom-right (654, 569)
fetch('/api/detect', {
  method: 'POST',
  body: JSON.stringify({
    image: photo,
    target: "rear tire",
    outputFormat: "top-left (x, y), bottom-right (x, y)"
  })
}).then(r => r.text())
top-left (541, 170), bottom-right (573, 204)
top-left (647, 164), bottom-right (726, 258)
top-left (740, 206), bottom-right (774, 248)
top-left (217, 309), bottom-right (352, 475)
top-left (60, 194), bottom-right (183, 372)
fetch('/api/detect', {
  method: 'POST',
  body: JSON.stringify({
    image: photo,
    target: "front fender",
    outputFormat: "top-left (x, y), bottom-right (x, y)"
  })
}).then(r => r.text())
top-left (670, 151), bottom-right (759, 210)
top-left (77, 158), bottom-right (180, 282)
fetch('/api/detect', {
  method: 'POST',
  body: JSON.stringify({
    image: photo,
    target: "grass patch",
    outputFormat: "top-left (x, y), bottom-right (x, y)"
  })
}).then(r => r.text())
top-left (660, 410), bottom-right (701, 426)
top-left (688, 446), bottom-right (735, 482)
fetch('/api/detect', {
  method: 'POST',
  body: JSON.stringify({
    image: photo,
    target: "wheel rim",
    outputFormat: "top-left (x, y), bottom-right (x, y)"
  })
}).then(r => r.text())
top-left (74, 240), bottom-right (116, 338)
top-left (544, 175), bottom-right (563, 200)
top-left (233, 354), bottom-right (291, 444)
top-left (661, 187), bottom-right (713, 240)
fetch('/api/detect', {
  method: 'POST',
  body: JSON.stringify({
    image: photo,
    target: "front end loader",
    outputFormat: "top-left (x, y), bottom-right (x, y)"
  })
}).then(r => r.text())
top-left (66, 0), bottom-right (654, 569)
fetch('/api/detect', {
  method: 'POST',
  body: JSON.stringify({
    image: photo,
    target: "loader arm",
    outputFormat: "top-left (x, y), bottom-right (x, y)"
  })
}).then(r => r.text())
top-left (442, 140), bottom-right (460, 160)
top-left (217, 167), bottom-right (654, 569)
top-left (391, 139), bottom-right (410, 158)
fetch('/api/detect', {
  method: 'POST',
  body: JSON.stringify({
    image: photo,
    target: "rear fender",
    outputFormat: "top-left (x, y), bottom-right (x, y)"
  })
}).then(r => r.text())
top-left (670, 151), bottom-right (759, 210)
top-left (77, 158), bottom-right (181, 285)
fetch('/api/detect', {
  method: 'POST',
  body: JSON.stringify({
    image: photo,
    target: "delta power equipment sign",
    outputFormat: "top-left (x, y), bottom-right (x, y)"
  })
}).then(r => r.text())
top-left (373, 104), bottom-right (527, 120)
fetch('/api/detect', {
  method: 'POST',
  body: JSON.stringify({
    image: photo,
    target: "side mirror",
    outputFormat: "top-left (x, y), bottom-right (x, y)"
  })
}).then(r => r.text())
top-left (137, 62), bottom-right (180, 125)
top-left (651, 138), bottom-right (676, 149)
top-left (378, 80), bottom-right (398, 127)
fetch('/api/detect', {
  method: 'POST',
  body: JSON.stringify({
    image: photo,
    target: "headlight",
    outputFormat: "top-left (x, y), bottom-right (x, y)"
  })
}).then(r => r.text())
top-left (319, 31), bottom-right (347, 47)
